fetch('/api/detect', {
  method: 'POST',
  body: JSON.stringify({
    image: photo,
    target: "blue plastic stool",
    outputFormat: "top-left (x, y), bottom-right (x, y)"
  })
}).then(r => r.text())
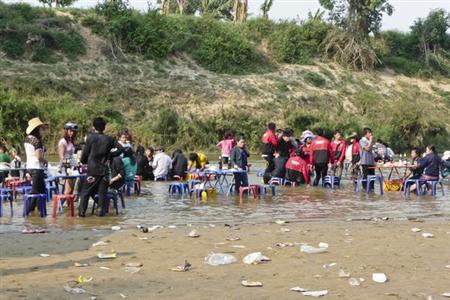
top-left (269, 177), bottom-right (285, 186)
top-left (15, 185), bottom-right (32, 199)
top-left (355, 175), bottom-right (384, 195)
top-left (23, 194), bottom-right (47, 217)
top-left (46, 185), bottom-right (59, 202)
top-left (323, 176), bottom-right (340, 189)
top-left (169, 183), bottom-right (189, 196)
top-left (283, 179), bottom-right (295, 186)
top-left (420, 181), bottom-right (445, 197)
top-left (0, 188), bottom-right (13, 195)
top-left (403, 179), bottom-right (421, 196)
top-left (0, 190), bottom-right (14, 217)
top-left (258, 185), bottom-right (276, 196)
top-left (93, 191), bottom-right (121, 215)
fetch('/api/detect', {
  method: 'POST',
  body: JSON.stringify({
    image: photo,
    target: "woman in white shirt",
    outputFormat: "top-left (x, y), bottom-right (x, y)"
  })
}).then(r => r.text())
top-left (58, 122), bottom-right (79, 194)
top-left (24, 117), bottom-right (47, 214)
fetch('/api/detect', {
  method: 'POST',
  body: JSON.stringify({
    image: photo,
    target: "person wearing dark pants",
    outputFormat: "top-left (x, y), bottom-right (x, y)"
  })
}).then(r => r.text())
top-left (359, 128), bottom-right (375, 190)
top-left (23, 117), bottom-right (48, 214)
top-left (261, 122), bottom-right (278, 184)
top-left (230, 138), bottom-right (250, 193)
top-left (78, 117), bottom-right (122, 217)
top-left (313, 163), bottom-right (328, 186)
top-left (310, 128), bottom-right (334, 187)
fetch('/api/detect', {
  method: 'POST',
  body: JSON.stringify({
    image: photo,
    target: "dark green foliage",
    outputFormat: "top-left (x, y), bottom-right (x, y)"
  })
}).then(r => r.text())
top-left (0, 2), bottom-right (86, 61)
top-left (269, 19), bottom-right (330, 64)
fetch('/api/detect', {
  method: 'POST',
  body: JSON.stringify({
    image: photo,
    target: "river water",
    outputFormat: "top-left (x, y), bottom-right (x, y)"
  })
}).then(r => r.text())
top-left (1, 161), bottom-right (449, 233)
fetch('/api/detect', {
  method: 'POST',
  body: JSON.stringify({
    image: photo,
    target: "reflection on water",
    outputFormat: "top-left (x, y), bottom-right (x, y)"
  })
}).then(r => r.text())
top-left (1, 162), bottom-right (449, 232)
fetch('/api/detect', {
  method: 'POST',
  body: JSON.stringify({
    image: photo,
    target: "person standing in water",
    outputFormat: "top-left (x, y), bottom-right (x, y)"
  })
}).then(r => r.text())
top-left (58, 122), bottom-right (79, 194)
top-left (78, 117), bottom-right (122, 217)
top-left (24, 117), bottom-right (48, 214)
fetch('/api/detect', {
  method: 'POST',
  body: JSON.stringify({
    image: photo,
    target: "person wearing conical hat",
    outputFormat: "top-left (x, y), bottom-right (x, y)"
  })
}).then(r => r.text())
top-left (24, 117), bottom-right (48, 214)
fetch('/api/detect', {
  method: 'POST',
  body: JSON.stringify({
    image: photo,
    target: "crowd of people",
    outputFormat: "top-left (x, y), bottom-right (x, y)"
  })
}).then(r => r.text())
top-left (0, 117), bottom-right (449, 218)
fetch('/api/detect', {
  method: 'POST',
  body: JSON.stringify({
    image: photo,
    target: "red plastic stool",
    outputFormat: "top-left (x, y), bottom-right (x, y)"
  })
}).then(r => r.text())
top-left (239, 186), bottom-right (259, 200)
top-left (52, 194), bottom-right (76, 218)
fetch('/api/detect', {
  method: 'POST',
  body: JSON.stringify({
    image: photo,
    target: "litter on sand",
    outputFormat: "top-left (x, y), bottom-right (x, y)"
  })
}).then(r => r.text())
top-left (99, 266), bottom-right (111, 270)
top-left (275, 220), bottom-right (288, 225)
top-left (241, 280), bottom-right (263, 287)
top-left (76, 275), bottom-right (93, 284)
top-left (111, 226), bottom-right (121, 231)
top-left (125, 266), bottom-right (142, 273)
top-left (348, 278), bottom-right (361, 286)
top-left (168, 225), bottom-right (177, 229)
top-left (120, 293), bottom-right (127, 298)
top-left (372, 273), bottom-right (388, 283)
top-left (322, 263), bottom-right (337, 269)
top-left (230, 245), bottom-right (246, 249)
top-left (63, 283), bottom-right (87, 294)
top-left (281, 228), bottom-right (291, 232)
top-left (125, 262), bottom-right (143, 268)
top-left (276, 242), bottom-right (294, 248)
top-left (40, 253), bottom-right (50, 257)
top-left (170, 260), bottom-right (192, 272)
top-left (300, 243), bottom-right (328, 254)
top-left (205, 252), bottom-right (237, 266)
top-left (74, 263), bottom-right (89, 267)
top-left (441, 293), bottom-right (450, 297)
top-left (411, 228), bottom-right (422, 232)
top-left (243, 252), bottom-right (271, 265)
top-left (226, 236), bottom-right (240, 241)
top-left (290, 287), bottom-right (308, 292)
top-left (188, 229), bottom-right (200, 238)
top-left (97, 252), bottom-right (117, 259)
top-left (92, 241), bottom-right (109, 247)
top-left (338, 269), bottom-right (351, 278)
top-left (302, 290), bottom-right (328, 297)
top-left (422, 233), bottom-right (434, 238)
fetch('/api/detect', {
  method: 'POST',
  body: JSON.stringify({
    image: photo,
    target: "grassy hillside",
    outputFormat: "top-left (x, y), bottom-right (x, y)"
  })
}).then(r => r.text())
top-left (0, 2), bottom-right (449, 153)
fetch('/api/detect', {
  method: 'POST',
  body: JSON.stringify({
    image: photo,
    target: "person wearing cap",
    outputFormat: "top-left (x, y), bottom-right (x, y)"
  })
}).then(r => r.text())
top-left (152, 147), bottom-right (172, 180)
top-left (299, 130), bottom-right (315, 165)
top-left (78, 117), bottom-right (122, 217)
top-left (24, 117), bottom-right (48, 214)
top-left (58, 122), bottom-right (79, 194)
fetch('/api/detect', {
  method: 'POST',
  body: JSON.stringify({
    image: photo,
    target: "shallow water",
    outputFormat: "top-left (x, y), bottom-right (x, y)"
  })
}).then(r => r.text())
top-left (1, 161), bottom-right (449, 233)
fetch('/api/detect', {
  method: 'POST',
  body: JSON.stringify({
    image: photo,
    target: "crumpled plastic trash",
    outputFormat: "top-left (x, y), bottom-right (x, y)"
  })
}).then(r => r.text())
top-left (243, 252), bottom-right (271, 265)
top-left (204, 252), bottom-right (237, 266)
top-left (442, 292), bottom-right (450, 297)
top-left (188, 229), bottom-right (200, 238)
top-left (372, 273), bottom-right (388, 283)
top-left (290, 287), bottom-right (308, 292)
top-left (241, 280), bottom-right (263, 287)
top-left (302, 290), bottom-right (328, 297)
top-left (348, 278), bottom-right (361, 286)
top-left (339, 269), bottom-right (350, 278)
top-left (63, 283), bottom-right (87, 294)
top-left (111, 226), bottom-right (121, 231)
top-left (170, 260), bottom-right (191, 272)
top-left (300, 243), bottom-right (328, 254)
top-left (40, 253), bottom-right (50, 257)
top-left (92, 241), bottom-right (108, 247)
top-left (422, 233), bottom-right (434, 238)
top-left (76, 275), bottom-right (93, 284)
top-left (97, 252), bottom-right (117, 259)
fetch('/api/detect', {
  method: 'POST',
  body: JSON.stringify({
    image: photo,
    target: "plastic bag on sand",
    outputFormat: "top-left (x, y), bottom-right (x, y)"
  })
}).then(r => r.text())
top-left (205, 253), bottom-right (237, 266)
top-left (64, 283), bottom-right (86, 294)
top-left (243, 252), bottom-right (271, 265)
top-left (300, 243), bottom-right (328, 254)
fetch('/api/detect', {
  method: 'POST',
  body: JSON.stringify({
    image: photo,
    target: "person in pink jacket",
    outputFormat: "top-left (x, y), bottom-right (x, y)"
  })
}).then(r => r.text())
top-left (217, 132), bottom-right (235, 168)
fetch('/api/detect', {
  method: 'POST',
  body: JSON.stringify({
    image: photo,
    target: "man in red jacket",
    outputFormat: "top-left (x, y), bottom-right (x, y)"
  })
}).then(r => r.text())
top-left (310, 128), bottom-right (334, 186)
top-left (261, 122), bottom-right (278, 183)
top-left (331, 130), bottom-right (347, 179)
top-left (285, 149), bottom-right (311, 186)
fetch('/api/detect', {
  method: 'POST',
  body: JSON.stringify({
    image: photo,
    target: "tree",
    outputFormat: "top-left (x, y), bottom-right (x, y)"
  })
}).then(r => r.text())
top-left (319, 0), bottom-right (393, 36)
top-left (260, 0), bottom-right (273, 19)
top-left (38, 0), bottom-right (76, 8)
top-left (233, 0), bottom-right (247, 23)
top-left (319, 0), bottom-right (394, 71)
top-left (200, 0), bottom-right (233, 20)
top-left (411, 9), bottom-right (450, 60)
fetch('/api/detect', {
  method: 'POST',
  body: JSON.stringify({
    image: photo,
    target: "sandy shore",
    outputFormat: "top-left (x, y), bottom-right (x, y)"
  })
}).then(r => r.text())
top-left (1, 220), bottom-right (450, 300)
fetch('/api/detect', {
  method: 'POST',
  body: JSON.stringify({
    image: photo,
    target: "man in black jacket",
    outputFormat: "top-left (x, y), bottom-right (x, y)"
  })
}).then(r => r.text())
top-left (171, 149), bottom-right (188, 179)
top-left (78, 117), bottom-right (122, 217)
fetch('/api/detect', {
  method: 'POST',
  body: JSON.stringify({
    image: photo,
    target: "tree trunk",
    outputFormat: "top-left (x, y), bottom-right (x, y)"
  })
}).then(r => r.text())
top-left (177, 0), bottom-right (185, 15)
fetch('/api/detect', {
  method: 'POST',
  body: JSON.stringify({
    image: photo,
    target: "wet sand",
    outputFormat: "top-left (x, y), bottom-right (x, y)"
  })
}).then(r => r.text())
top-left (1, 219), bottom-right (450, 300)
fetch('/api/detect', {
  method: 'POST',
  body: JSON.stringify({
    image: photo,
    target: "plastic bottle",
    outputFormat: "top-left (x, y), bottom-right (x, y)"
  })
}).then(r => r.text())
top-left (205, 252), bottom-right (237, 266)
